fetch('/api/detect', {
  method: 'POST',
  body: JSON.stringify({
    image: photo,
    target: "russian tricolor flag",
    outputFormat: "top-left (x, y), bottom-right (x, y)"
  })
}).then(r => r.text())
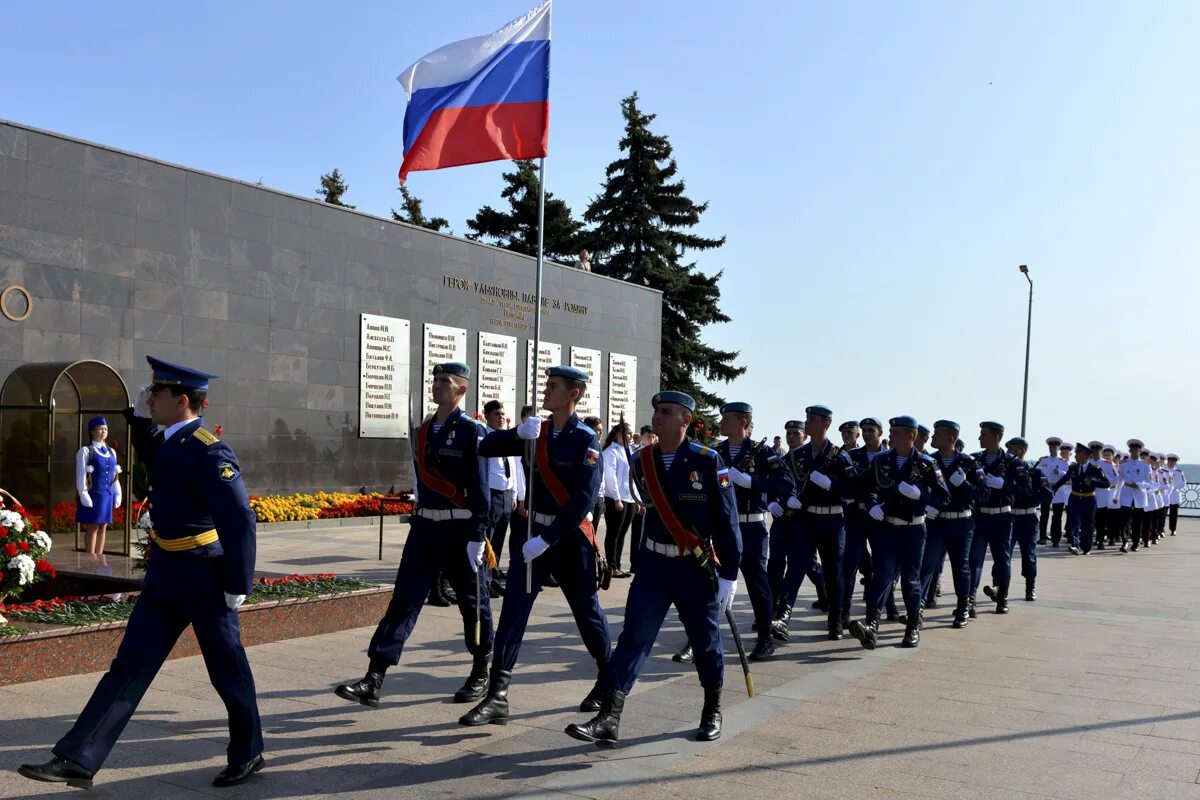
top-left (397, 1), bottom-right (551, 182)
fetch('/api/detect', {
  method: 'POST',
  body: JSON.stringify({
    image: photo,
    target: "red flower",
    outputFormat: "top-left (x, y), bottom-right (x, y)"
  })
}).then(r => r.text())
top-left (3, 542), bottom-right (16, 557)
top-left (18, 541), bottom-right (29, 552)
top-left (213, 424), bottom-right (224, 436)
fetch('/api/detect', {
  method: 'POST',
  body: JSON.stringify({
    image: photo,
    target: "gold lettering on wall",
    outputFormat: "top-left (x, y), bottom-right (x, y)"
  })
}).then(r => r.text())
top-left (442, 275), bottom-right (589, 332)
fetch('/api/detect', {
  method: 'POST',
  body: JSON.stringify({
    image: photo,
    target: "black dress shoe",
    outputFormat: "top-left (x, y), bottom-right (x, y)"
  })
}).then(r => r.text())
top-left (848, 619), bottom-right (878, 650)
top-left (213, 754), bottom-right (265, 788)
top-left (18, 757), bottom-right (94, 789)
top-left (672, 643), bottom-right (694, 663)
top-left (900, 625), bottom-right (920, 648)
top-left (748, 633), bottom-right (774, 662)
top-left (335, 670), bottom-right (384, 707)
top-left (982, 585), bottom-right (998, 601)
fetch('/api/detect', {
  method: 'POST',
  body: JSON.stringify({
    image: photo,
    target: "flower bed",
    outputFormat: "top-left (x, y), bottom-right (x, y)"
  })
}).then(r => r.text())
top-left (0, 501), bottom-right (55, 610)
top-left (27, 502), bottom-right (132, 534)
top-left (248, 492), bottom-right (413, 523)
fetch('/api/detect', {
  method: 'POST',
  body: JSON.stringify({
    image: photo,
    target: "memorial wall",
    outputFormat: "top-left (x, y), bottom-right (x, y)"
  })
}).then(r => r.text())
top-left (0, 121), bottom-right (663, 494)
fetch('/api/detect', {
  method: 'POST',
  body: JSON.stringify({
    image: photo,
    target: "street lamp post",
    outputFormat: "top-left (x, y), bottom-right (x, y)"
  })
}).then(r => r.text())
top-left (1019, 264), bottom-right (1033, 437)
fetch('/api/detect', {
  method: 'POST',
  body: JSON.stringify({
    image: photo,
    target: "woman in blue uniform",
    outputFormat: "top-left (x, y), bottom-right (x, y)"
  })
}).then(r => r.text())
top-left (75, 416), bottom-right (122, 555)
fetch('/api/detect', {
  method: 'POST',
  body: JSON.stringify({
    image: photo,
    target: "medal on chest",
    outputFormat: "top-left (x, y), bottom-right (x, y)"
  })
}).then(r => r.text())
top-left (689, 470), bottom-right (701, 490)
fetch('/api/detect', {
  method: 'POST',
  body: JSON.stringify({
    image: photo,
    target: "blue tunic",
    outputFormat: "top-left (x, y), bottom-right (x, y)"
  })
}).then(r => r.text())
top-left (76, 444), bottom-right (118, 525)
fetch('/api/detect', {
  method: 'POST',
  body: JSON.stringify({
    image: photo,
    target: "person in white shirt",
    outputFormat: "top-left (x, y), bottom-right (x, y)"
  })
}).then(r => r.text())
top-left (1166, 454), bottom-right (1186, 535)
top-left (601, 421), bottom-right (641, 578)
top-left (483, 401), bottom-right (519, 597)
top-left (1093, 444), bottom-right (1120, 548)
top-left (1035, 437), bottom-right (1068, 544)
top-left (1117, 439), bottom-right (1150, 552)
top-left (1047, 442), bottom-right (1074, 546)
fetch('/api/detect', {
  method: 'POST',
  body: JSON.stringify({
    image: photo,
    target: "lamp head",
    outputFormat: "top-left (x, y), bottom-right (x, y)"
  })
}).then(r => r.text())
top-left (1018, 264), bottom-right (1029, 274)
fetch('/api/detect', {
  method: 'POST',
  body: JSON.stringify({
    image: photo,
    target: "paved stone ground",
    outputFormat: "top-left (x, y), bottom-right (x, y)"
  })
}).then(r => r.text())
top-left (4, 518), bottom-right (1200, 799)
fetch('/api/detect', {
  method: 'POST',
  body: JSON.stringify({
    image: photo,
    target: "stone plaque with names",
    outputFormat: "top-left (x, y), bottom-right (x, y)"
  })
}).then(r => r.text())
top-left (477, 332), bottom-right (518, 418)
top-left (422, 323), bottom-right (468, 415)
top-left (525, 340), bottom-right (562, 407)
top-left (570, 346), bottom-right (603, 419)
top-left (608, 352), bottom-right (637, 429)
top-left (359, 313), bottom-right (411, 438)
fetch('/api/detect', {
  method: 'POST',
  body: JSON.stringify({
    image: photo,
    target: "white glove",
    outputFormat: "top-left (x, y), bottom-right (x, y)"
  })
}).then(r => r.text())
top-left (768, 501), bottom-right (784, 518)
top-left (869, 504), bottom-right (885, 522)
top-left (516, 416), bottom-right (542, 440)
top-left (716, 577), bottom-right (737, 613)
top-left (898, 481), bottom-right (921, 500)
top-left (786, 496), bottom-right (803, 510)
top-left (809, 470), bottom-right (832, 491)
top-left (78, 492), bottom-right (93, 509)
top-left (522, 535), bottom-right (550, 562)
top-left (925, 505), bottom-right (939, 518)
top-left (985, 474), bottom-right (1005, 489)
top-left (224, 593), bottom-right (246, 610)
top-left (133, 385), bottom-right (152, 418)
top-left (729, 468), bottom-right (752, 489)
top-left (466, 541), bottom-right (486, 573)
top-left (949, 469), bottom-right (966, 487)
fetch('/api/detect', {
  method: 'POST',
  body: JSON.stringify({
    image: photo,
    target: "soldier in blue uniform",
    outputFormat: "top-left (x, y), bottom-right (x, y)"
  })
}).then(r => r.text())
top-left (1053, 441), bottom-right (1111, 556)
top-left (335, 362), bottom-right (493, 709)
top-left (20, 357), bottom-right (264, 790)
top-left (919, 420), bottom-right (984, 629)
top-left (460, 365), bottom-right (610, 726)
top-left (1005, 436), bottom-right (1049, 601)
top-left (564, 391), bottom-right (740, 747)
top-left (970, 421), bottom-right (1031, 616)
top-left (848, 416), bottom-right (948, 649)
top-left (842, 417), bottom-right (885, 629)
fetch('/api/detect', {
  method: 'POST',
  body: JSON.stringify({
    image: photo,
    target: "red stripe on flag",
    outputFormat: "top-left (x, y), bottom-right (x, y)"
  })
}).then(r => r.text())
top-left (399, 101), bottom-right (549, 181)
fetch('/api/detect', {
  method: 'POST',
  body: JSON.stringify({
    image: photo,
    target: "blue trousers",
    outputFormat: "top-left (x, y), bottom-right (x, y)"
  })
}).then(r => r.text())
top-left (368, 518), bottom-right (493, 667)
top-left (488, 489), bottom-right (514, 567)
top-left (866, 523), bottom-right (926, 622)
top-left (842, 512), bottom-right (874, 615)
top-left (493, 524), bottom-right (611, 673)
top-left (767, 516), bottom-right (791, 603)
top-left (785, 512), bottom-right (844, 622)
top-left (55, 554), bottom-right (263, 773)
top-left (771, 514), bottom-right (828, 610)
top-left (1010, 512), bottom-right (1039, 577)
top-left (1066, 495), bottom-right (1097, 553)
top-left (739, 520), bottom-right (773, 630)
top-left (921, 516), bottom-right (973, 602)
top-left (603, 549), bottom-right (724, 692)
top-left (970, 512), bottom-right (1013, 594)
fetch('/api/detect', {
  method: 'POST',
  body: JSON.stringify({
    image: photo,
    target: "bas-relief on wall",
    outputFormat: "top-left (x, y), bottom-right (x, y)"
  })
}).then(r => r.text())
top-left (0, 121), bottom-right (663, 493)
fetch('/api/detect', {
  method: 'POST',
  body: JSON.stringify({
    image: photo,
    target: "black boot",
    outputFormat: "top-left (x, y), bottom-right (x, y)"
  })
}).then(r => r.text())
top-left (696, 688), bottom-right (722, 741)
top-left (1025, 578), bottom-right (1036, 601)
top-left (335, 668), bottom-right (384, 707)
top-left (840, 607), bottom-right (851, 630)
top-left (968, 595), bottom-right (978, 619)
top-left (827, 612), bottom-right (844, 641)
top-left (672, 642), bottom-right (694, 664)
top-left (579, 678), bottom-right (605, 712)
top-left (952, 596), bottom-right (969, 629)
top-left (565, 689), bottom-right (625, 747)
top-left (453, 653), bottom-right (490, 703)
top-left (982, 584), bottom-right (998, 602)
top-left (459, 669), bottom-right (512, 726)
top-left (995, 583), bottom-right (1009, 614)
top-left (885, 590), bottom-right (900, 622)
top-left (848, 617), bottom-right (878, 650)
top-left (770, 607), bottom-right (791, 642)
top-left (749, 630), bottom-right (775, 662)
top-left (427, 572), bottom-right (451, 606)
top-left (441, 575), bottom-right (458, 605)
top-left (18, 757), bottom-right (94, 790)
top-left (901, 624), bottom-right (920, 648)
top-left (812, 580), bottom-right (829, 612)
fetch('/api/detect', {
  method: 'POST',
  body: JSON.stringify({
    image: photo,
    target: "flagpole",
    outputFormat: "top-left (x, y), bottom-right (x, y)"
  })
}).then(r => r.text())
top-left (525, 156), bottom-right (547, 594)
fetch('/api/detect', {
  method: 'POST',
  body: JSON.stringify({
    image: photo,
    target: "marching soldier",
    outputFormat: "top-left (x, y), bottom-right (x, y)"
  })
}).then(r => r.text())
top-left (915, 423), bottom-right (931, 454)
top-left (1035, 437), bottom-right (1067, 543)
top-left (1053, 442), bottom-right (1111, 555)
top-left (1048, 442), bottom-right (1074, 546)
top-left (839, 420), bottom-right (861, 449)
top-left (20, 357), bottom-right (264, 789)
top-left (460, 365), bottom-right (611, 726)
top-left (565, 391), bottom-right (740, 747)
top-left (1148, 453), bottom-right (1167, 542)
top-left (971, 421), bottom-right (1031, 616)
top-left (335, 362), bottom-right (493, 710)
top-left (848, 416), bottom-right (948, 649)
top-left (842, 417), bottom-right (885, 628)
top-left (1117, 439), bottom-right (1150, 552)
top-left (1006, 437), bottom-right (1048, 601)
top-left (1167, 454), bottom-right (1186, 535)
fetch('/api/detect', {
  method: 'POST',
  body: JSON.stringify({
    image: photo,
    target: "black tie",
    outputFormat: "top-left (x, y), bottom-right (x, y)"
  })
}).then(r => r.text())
top-left (503, 457), bottom-right (511, 479)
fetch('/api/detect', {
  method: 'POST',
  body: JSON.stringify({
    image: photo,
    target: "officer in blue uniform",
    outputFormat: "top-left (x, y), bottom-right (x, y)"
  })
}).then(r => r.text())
top-left (970, 421), bottom-right (1031, 616)
top-left (460, 365), bottom-right (610, 726)
top-left (1053, 441), bottom-right (1111, 556)
top-left (849, 416), bottom-right (948, 649)
top-left (565, 391), bottom-right (740, 747)
top-left (20, 357), bottom-right (264, 790)
top-left (1005, 436), bottom-right (1049, 601)
top-left (842, 416), bottom-right (885, 629)
top-left (919, 420), bottom-right (983, 629)
top-left (335, 362), bottom-right (493, 709)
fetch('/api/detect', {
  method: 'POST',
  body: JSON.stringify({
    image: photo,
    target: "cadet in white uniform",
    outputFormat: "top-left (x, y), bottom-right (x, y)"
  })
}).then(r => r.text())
top-left (1035, 437), bottom-right (1068, 544)
top-left (1166, 454), bottom-right (1185, 535)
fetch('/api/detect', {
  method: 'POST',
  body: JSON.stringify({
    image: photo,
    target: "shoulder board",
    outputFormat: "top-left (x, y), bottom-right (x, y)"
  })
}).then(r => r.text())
top-left (192, 427), bottom-right (219, 446)
top-left (689, 441), bottom-right (716, 459)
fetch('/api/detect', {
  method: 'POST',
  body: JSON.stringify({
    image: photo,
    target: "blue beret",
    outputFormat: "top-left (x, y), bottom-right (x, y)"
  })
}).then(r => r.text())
top-left (933, 419), bottom-right (960, 433)
top-left (786, 419), bottom-right (806, 431)
top-left (147, 355), bottom-right (217, 391)
top-left (720, 401), bottom-right (752, 415)
top-left (433, 361), bottom-right (471, 379)
top-left (88, 416), bottom-right (108, 430)
top-left (547, 364), bottom-right (588, 384)
top-left (806, 404), bottom-right (833, 420)
top-left (1006, 436), bottom-right (1028, 447)
top-left (838, 420), bottom-right (859, 432)
top-left (917, 424), bottom-right (931, 435)
top-left (980, 421), bottom-right (1005, 434)
top-left (889, 415), bottom-right (919, 430)
top-left (652, 391), bottom-right (696, 411)
top-left (859, 417), bottom-right (882, 430)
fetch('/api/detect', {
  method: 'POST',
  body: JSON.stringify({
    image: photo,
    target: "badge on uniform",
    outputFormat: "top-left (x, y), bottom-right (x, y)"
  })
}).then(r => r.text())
top-left (717, 468), bottom-right (731, 489)
top-left (218, 462), bottom-right (238, 482)
top-left (447, 430), bottom-right (455, 441)
top-left (689, 470), bottom-right (702, 489)
top-left (585, 447), bottom-right (600, 465)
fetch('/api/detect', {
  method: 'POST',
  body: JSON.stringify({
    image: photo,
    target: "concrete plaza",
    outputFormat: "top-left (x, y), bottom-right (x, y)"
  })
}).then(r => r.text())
top-left (3, 518), bottom-right (1200, 799)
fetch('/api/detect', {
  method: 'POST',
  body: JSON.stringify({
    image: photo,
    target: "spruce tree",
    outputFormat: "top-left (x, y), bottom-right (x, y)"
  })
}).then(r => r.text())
top-left (392, 185), bottom-right (449, 232)
top-left (466, 160), bottom-right (582, 262)
top-left (316, 168), bottom-right (354, 208)
top-left (586, 92), bottom-right (744, 410)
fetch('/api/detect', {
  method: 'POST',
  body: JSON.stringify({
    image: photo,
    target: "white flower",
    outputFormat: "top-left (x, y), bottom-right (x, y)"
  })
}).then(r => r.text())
top-left (137, 511), bottom-right (153, 531)
top-left (8, 554), bottom-right (36, 585)
top-left (31, 530), bottom-right (52, 552)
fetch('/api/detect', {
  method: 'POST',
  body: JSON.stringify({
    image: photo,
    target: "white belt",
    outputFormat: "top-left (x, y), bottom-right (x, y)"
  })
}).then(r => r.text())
top-left (938, 510), bottom-right (972, 519)
top-left (739, 513), bottom-right (766, 523)
top-left (885, 515), bottom-right (925, 526)
top-left (533, 512), bottom-right (557, 527)
top-left (978, 506), bottom-right (1012, 515)
top-left (416, 508), bottom-right (473, 522)
top-left (644, 538), bottom-right (686, 557)
top-left (805, 506), bottom-right (843, 516)
top-left (1011, 507), bottom-right (1038, 516)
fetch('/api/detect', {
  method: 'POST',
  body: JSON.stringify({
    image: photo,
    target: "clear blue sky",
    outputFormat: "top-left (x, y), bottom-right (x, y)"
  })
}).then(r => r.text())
top-left (4, 1), bottom-right (1197, 456)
